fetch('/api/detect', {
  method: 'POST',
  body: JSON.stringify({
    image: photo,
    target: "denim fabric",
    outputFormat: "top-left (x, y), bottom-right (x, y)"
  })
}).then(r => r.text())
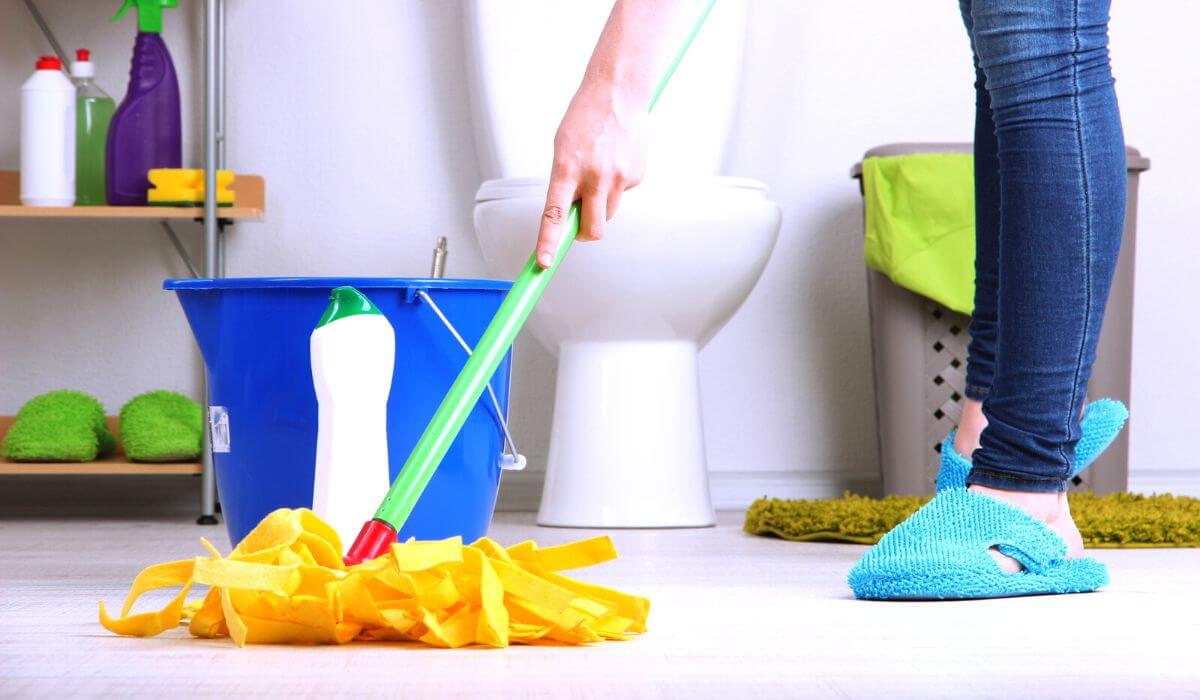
top-left (958, 0), bottom-right (1127, 492)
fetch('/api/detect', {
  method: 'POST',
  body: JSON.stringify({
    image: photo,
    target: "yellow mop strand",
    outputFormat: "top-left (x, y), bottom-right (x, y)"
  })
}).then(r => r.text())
top-left (99, 508), bottom-right (649, 648)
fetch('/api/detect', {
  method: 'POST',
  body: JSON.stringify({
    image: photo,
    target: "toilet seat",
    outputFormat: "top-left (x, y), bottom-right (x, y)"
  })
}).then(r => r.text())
top-left (473, 176), bottom-right (780, 346)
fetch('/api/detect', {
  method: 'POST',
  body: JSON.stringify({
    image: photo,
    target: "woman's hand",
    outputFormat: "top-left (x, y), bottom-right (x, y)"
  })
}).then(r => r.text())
top-left (531, 0), bottom-right (692, 269)
top-left (535, 81), bottom-right (649, 269)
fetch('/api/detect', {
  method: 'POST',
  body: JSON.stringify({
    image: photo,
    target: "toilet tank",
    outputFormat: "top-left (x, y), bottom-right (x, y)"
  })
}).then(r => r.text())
top-left (464, 0), bottom-right (747, 182)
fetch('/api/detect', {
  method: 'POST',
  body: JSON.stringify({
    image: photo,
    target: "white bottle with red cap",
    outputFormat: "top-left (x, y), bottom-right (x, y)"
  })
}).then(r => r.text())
top-left (20, 55), bottom-right (76, 207)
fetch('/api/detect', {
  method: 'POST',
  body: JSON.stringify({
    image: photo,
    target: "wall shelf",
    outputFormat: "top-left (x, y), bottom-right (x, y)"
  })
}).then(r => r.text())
top-left (7, 0), bottom-right (239, 524)
top-left (0, 416), bottom-right (202, 475)
top-left (0, 171), bottom-right (265, 221)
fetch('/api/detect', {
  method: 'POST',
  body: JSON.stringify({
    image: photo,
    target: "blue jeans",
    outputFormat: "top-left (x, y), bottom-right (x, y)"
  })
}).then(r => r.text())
top-left (959, 0), bottom-right (1127, 492)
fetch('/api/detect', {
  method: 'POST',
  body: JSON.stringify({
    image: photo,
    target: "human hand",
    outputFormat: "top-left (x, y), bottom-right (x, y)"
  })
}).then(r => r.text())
top-left (534, 82), bottom-right (649, 269)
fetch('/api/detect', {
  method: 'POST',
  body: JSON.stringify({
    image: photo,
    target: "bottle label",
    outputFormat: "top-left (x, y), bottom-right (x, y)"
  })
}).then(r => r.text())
top-left (208, 406), bottom-right (231, 453)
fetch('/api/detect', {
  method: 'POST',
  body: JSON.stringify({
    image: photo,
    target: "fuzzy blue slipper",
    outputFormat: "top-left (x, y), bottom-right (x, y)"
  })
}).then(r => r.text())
top-left (936, 398), bottom-right (1129, 491)
top-left (848, 488), bottom-right (1109, 600)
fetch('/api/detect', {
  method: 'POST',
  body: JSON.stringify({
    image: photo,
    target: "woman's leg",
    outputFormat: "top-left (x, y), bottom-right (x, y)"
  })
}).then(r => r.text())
top-left (966, 0), bottom-right (1126, 493)
top-left (955, 0), bottom-right (1002, 459)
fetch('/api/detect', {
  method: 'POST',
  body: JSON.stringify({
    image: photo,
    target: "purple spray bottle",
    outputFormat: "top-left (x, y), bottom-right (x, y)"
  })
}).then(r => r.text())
top-left (106, 0), bottom-right (181, 206)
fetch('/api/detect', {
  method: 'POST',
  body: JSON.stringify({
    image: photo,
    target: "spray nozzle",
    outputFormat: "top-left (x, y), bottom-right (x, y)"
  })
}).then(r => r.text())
top-left (112, 0), bottom-right (178, 34)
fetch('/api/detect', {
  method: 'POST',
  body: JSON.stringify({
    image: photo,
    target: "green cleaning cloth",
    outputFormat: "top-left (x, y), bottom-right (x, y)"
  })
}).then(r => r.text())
top-left (119, 390), bottom-right (204, 462)
top-left (1, 390), bottom-right (117, 462)
top-left (862, 153), bottom-right (976, 314)
top-left (745, 492), bottom-right (1200, 549)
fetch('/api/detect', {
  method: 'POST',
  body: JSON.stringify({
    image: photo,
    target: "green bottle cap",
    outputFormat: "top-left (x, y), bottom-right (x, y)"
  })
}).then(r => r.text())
top-left (112, 0), bottom-right (178, 34)
top-left (316, 286), bottom-right (383, 329)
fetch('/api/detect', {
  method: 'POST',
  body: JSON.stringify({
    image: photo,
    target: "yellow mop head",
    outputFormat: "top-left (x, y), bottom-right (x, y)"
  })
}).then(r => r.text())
top-left (99, 508), bottom-right (649, 648)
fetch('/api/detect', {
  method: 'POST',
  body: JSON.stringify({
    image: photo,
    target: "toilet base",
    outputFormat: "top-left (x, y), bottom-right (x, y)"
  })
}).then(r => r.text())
top-left (537, 340), bottom-right (717, 528)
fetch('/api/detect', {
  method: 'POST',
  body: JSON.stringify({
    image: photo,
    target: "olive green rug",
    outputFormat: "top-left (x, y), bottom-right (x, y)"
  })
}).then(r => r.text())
top-left (745, 492), bottom-right (1200, 548)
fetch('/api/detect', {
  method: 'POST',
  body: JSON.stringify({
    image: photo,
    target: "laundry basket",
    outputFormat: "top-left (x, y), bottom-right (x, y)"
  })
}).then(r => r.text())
top-left (853, 143), bottom-right (1150, 496)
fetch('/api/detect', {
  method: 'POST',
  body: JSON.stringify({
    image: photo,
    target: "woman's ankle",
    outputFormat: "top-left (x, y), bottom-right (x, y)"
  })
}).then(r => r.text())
top-left (953, 398), bottom-right (987, 457)
top-left (968, 484), bottom-right (1067, 522)
top-left (968, 485), bottom-right (1083, 569)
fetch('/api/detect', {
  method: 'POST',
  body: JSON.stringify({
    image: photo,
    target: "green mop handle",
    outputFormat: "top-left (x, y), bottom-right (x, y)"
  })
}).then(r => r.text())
top-left (372, 0), bottom-right (716, 533)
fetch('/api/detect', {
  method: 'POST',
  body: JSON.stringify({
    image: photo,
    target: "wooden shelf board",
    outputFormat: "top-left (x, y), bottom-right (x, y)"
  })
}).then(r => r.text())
top-left (0, 171), bottom-right (265, 221)
top-left (0, 204), bottom-right (263, 220)
top-left (0, 416), bottom-right (201, 476)
top-left (0, 461), bottom-right (201, 475)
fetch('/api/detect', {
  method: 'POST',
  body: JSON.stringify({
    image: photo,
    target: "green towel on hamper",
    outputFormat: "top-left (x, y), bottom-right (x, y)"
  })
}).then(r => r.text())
top-left (862, 153), bottom-right (976, 314)
top-left (1, 390), bottom-right (117, 462)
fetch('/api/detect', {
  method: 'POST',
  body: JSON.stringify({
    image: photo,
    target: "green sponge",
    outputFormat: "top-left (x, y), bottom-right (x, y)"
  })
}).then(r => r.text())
top-left (119, 390), bottom-right (203, 462)
top-left (1, 390), bottom-right (117, 462)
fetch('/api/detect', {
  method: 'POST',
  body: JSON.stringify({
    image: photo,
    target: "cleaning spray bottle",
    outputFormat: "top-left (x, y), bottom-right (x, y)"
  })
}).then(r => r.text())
top-left (106, 0), bottom-right (181, 206)
top-left (20, 56), bottom-right (75, 207)
top-left (72, 49), bottom-right (116, 206)
top-left (311, 287), bottom-right (396, 546)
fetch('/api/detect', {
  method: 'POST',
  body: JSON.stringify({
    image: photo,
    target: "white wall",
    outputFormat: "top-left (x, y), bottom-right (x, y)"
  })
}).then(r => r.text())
top-left (1107, 3), bottom-right (1200, 495)
top-left (1, 1), bottom-right (1196, 511)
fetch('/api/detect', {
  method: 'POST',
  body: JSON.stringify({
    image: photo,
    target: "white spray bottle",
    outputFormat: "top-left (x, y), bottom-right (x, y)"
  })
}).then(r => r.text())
top-left (311, 286), bottom-right (395, 546)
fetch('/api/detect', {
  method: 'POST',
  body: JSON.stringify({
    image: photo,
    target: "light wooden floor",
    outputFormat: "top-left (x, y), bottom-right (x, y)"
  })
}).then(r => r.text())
top-left (2, 511), bottom-right (1197, 698)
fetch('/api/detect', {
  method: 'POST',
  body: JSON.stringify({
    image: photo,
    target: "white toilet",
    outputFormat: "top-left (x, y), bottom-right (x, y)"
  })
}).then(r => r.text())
top-left (465, 0), bottom-right (781, 527)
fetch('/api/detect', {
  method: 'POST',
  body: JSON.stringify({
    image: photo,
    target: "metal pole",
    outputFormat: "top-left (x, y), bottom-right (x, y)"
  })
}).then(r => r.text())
top-left (22, 0), bottom-right (69, 67)
top-left (204, 0), bottom-right (219, 277)
top-left (215, 220), bottom-right (225, 278)
top-left (216, 226), bottom-right (226, 278)
top-left (196, 0), bottom-right (221, 526)
top-left (217, 0), bottom-right (227, 169)
top-left (216, 0), bottom-right (228, 279)
top-left (161, 221), bottom-right (200, 279)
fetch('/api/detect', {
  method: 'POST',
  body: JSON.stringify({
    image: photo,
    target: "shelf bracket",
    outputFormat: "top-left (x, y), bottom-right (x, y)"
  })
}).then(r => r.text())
top-left (22, 0), bottom-right (70, 67)
top-left (161, 221), bottom-right (200, 279)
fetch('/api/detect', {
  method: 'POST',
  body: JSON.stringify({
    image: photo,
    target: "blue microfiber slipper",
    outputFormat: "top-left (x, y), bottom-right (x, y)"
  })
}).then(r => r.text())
top-left (935, 398), bottom-right (1129, 491)
top-left (847, 488), bottom-right (1109, 600)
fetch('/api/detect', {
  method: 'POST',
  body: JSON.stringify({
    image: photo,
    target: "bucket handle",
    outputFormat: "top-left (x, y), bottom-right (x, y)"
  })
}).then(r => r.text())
top-left (413, 289), bottom-right (526, 472)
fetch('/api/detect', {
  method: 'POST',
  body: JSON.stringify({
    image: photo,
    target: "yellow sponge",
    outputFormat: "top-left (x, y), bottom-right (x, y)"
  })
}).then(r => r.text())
top-left (148, 169), bottom-right (235, 207)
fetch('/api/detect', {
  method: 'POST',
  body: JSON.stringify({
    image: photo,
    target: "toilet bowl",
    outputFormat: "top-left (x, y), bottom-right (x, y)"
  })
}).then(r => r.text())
top-left (475, 178), bottom-right (779, 527)
top-left (466, 0), bottom-right (781, 526)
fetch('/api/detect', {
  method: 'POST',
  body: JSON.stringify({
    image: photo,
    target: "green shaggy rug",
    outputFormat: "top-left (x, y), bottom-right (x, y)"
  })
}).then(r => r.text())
top-left (745, 491), bottom-right (1200, 548)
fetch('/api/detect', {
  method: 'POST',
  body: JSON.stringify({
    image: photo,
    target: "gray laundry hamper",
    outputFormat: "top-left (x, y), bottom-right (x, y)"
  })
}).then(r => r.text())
top-left (852, 143), bottom-right (1150, 496)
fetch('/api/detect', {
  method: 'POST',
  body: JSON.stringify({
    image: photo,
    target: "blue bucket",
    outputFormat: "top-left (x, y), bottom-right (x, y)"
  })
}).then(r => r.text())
top-left (164, 277), bottom-right (515, 546)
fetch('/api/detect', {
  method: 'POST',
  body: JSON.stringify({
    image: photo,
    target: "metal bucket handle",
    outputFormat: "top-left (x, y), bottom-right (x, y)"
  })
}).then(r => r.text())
top-left (411, 288), bottom-right (526, 472)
